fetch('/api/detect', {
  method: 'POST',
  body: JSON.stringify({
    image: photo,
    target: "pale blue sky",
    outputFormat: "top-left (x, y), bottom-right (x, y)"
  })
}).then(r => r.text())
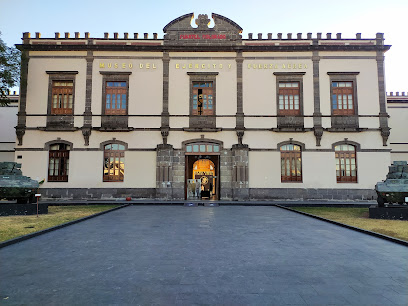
top-left (1, 0), bottom-right (407, 93)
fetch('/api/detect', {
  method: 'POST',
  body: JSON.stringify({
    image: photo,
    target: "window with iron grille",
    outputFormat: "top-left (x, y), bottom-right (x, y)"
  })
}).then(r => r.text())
top-left (332, 81), bottom-right (355, 115)
top-left (335, 144), bottom-right (357, 182)
top-left (280, 144), bottom-right (302, 182)
top-left (278, 82), bottom-right (300, 115)
top-left (48, 143), bottom-right (70, 182)
top-left (51, 81), bottom-right (73, 114)
top-left (105, 81), bottom-right (127, 115)
top-left (103, 144), bottom-right (125, 182)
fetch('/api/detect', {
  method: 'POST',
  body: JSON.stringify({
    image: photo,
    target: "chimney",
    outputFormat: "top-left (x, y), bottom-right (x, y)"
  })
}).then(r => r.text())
top-left (124, 33), bottom-right (128, 39)
top-left (104, 32), bottom-right (109, 39)
top-left (35, 32), bottom-right (41, 38)
top-left (134, 33), bottom-right (138, 39)
top-left (85, 32), bottom-right (90, 39)
top-left (144, 33), bottom-right (148, 39)
top-left (75, 32), bottom-right (80, 38)
top-left (65, 32), bottom-right (70, 39)
top-left (55, 32), bottom-right (60, 39)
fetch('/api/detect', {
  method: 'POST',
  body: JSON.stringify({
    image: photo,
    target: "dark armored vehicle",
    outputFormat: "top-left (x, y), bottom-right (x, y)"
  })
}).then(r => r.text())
top-left (375, 161), bottom-right (408, 207)
top-left (0, 162), bottom-right (39, 203)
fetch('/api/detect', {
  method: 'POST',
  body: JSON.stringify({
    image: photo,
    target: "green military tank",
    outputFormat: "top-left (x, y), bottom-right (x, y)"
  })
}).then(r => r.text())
top-left (375, 161), bottom-right (408, 207)
top-left (0, 162), bottom-right (39, 204)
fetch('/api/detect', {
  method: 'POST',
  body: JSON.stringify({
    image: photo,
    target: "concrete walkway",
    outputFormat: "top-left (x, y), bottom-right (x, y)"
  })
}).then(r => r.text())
top-left (1, 206), bottom-right (407, 305)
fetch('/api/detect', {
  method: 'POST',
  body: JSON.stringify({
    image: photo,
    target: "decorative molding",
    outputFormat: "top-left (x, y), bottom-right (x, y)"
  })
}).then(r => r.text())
top-left (327, 72), bottom-right (360, 75)
top-left (46, 71), bottom-right (78, 74)
top-left (273, 72), bottom-right (306, 76)
top-left (99, 71), bottom-right (132, 75)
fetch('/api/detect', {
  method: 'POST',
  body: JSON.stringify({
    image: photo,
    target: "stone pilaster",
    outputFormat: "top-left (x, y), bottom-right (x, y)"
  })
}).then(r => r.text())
top-left (83, 49), bottom-right (93, 145)
top-left (235, 50), bottom-right (245, 144)
top-left (16, 50), bottom-right (29, 145)
top-left (312, 49), bottom-right (323, 146)
top-left (156, 144), bottom-right (184, 199)
top-left (376, 33), bottom-right (390, 146)
top-left (231, 144), bottom-right (249, 200)
top-left (220, 149), bottom-right (233, 199)
top-left (161, 51), bottom-right (170, 144)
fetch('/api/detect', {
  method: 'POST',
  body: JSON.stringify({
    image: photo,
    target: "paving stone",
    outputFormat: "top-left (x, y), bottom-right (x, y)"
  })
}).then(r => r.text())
top-left (0, 206), bottom-right (407, 305)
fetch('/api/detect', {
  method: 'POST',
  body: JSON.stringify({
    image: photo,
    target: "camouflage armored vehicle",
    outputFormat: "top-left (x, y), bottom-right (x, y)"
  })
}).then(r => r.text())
top-left (0, 162), bottom-right (39, 204)
top-left (375, 161), bottom-right (408, 207)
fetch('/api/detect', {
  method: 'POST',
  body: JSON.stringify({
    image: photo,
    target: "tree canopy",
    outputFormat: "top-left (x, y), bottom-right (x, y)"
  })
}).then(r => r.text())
top-left (0, 33), bottom-right (21, 106)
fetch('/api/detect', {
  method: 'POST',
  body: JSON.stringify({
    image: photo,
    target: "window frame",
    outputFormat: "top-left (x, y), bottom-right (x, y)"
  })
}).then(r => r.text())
top-left (278, 141), bottom-right (304, 183)
top-left (101, 72), bottom-right (131, 116)
top-left (187, 72), bottom-right (218, 129)
top-left (333, 142), bottom-right (359, 183)
top-left (46, 71), bottom-right (78, 128)
top-left (274, 72), bottom-right (305, 117)
top-left (328, 72), bottom-right (359, 117)
top-left (100, 140), bottom-right (128, 182)
top-left (44, 140), bottom-right (73, 182)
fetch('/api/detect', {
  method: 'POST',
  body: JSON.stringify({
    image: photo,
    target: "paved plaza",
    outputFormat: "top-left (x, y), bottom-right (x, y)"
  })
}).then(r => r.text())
top-left (1, 205), bottom-right (407, 305)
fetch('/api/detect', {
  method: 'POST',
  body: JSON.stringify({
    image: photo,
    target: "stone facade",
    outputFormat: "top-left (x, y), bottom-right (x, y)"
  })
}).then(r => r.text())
top-left (13, 13), bottom-right (394, 201)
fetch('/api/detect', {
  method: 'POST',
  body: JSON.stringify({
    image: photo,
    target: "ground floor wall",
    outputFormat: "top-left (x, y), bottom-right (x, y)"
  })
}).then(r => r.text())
top-left (14, 130), bottom-right (390, 201)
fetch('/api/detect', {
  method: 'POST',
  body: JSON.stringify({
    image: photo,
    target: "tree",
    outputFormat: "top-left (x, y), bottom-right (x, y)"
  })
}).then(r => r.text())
top-left (0, 32), bottom-right (21, 106)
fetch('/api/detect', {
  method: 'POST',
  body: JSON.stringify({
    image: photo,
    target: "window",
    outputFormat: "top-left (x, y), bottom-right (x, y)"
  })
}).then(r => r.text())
top-left (278, 82), bottom-right (300, 115)
top-left (335, 144), bottom-right (357, 182)
top-left (105, 81), bottom-right (127, 115)
top-left (185, 143), bottom-right (220, 154)
top-left (51, 81), bottom-right (73, 114)
top-left (192, 82), bottom-right (214, 116)
top-left (46, 71), bottom-right (77, 128)
top-left (187, 72), bottom-right (218, 129)
top-left (280, 144), bottom-right (302, 182)
top-left (48, 143), bottom-right (70, 182)
top-left (332, 81), bottom-right (355, 115)
top-left (103, 144), bottom-right (125, 182)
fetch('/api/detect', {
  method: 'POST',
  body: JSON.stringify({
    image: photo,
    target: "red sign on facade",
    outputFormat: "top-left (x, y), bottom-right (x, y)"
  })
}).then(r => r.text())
top-left (179, 34), bottom-right (227, 40)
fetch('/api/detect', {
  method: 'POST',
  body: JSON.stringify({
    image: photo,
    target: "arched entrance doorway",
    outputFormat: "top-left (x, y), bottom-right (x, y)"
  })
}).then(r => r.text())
top-left (184, 141), bottom-right (221, 200)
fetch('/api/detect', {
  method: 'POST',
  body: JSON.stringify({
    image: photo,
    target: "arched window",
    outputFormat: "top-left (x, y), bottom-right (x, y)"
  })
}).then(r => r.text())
top-left (103, 144), bottom-right (125, 182)
top-left (280, 144), bottom-right (302, 182)
top-left (48, 143), bottom-right (70, 182)
top-left (335, 144), bottom-right (357, 182)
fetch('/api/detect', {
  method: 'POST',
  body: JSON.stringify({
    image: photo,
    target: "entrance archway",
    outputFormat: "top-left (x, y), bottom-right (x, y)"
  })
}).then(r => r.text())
top-left (184, 140), bottom-right (221, 200)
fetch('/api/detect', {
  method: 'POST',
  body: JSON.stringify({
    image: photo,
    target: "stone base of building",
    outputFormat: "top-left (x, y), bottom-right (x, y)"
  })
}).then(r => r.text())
top-left (39, 187), bottom-right (377, 201)
top-left (249, 188), bottom-right (377, 201)
top-left (0, 203), bottom-right (48, 216)
top-left (369, 206), bottom-right (408, 220)
top-left (40, 188), bottom-right (157, 200)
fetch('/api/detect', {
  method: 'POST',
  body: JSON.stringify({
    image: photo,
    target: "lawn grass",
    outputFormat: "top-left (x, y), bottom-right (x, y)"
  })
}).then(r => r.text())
top-left (291, 207), bottom-right (408, 241)
top-left (0, 205), bottom-right (119, 242)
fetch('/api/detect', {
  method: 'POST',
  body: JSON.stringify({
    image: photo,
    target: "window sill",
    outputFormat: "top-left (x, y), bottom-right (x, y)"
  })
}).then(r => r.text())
top-left (183, 127), bottom-right (222, 132)
top-left (41, 127), bottom-right (78, 131)
top-left (272, 127), bottom-right (309, 132)
top-left (96, 127), bottom-right (134, 132)
top-left (327, 127), bottom-right (366, 132)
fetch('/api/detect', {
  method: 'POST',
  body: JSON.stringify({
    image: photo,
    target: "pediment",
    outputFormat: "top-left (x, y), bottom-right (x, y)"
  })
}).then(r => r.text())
top-left (163, 13), bottom-right (242, 45)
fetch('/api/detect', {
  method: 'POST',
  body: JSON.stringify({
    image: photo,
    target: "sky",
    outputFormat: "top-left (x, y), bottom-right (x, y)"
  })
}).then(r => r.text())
top-left (1, 0), bottom-right (407, 93)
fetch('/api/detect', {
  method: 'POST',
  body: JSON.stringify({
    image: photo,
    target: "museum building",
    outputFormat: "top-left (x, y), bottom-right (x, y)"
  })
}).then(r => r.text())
top-left (15, 13), bottom-right (393, 200)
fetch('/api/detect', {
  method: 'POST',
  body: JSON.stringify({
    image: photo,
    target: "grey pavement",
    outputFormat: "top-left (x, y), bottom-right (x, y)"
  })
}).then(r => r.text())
top-left (0, 205), bottom-right (407, 305)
